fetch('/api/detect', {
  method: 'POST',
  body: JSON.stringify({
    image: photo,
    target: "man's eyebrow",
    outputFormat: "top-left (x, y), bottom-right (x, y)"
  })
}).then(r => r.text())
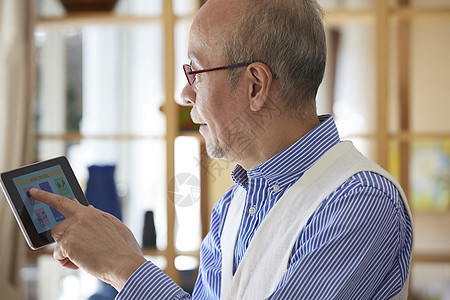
top-left (188, 52), bottom-right (200, 65)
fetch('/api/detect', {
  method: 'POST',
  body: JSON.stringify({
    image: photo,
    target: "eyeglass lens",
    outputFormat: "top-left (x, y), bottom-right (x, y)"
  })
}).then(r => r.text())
top-left (183, 64), bottom-right (195, 85)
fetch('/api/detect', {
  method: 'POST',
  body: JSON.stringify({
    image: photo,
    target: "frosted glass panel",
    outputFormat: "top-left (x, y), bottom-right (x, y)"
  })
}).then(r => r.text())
top-left (333, 24), bottom-right (376, 137)
top-left (174, 19), bottom-right (194, 104)
top-left (173, 0), bottom-right (198, 16)
top-left (411, 262), bottom-right (450, 299)
top-left (37, 140), bottom-right (67, 161)
top-left (174, 137), bottom-right (202, 252)
top-left (37, 0), bottom-right (65, 17)
top-left (127, 139), bottom-right (167, 249)
top-left (350, 138), bottom-right (376, 161)
top-left (128, 25), bottom-right (165, 136)
top-left (116, 0), bottom-right (163, 15)
top-left (317, 29), bottom-right (339, 116)
top-left (81, 27), bottom-right (122, 135)
top-left (35, 30), bottom-right (67, 135)
top-left (81, 25), bottom-right (165, 136)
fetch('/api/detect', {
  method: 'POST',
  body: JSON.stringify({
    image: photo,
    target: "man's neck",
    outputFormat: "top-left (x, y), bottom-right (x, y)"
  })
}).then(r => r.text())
top-left (236, 113), bottom-right (320, 170)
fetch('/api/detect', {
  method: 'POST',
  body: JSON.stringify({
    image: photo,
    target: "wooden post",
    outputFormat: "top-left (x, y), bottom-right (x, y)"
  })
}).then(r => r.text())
top-left (398, 1), bottom-right (411, 199)
top-left (163, 0), bottom-right (179, 284)
top-left (397, 2), bottom-right (412, 298)
top-left (375, 0), bottom-right (390, 169)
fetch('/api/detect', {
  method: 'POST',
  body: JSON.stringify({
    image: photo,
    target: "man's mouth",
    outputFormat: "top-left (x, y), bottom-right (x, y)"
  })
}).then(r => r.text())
top-left (190, 113), bottom-right (207, 131)
top-left (192, 119), bottom-right (206, 126)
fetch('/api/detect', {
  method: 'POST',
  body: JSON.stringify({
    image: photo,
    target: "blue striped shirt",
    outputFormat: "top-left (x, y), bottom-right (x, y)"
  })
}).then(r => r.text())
top-left (117, 115), bottom-right (413, 300)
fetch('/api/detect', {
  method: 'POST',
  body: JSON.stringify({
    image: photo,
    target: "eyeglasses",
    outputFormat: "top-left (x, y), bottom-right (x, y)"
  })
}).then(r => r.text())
top-left (183, 62), bottom-right (250, 86)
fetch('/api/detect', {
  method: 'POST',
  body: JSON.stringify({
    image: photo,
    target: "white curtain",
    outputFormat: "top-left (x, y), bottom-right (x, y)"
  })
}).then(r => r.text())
top-left (0, 0), bottom-right (35, 298)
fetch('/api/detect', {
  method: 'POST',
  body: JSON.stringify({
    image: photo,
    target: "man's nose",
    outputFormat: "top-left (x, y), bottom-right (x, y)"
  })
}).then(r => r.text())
top-left (180, 84), bottom-right (196, 105)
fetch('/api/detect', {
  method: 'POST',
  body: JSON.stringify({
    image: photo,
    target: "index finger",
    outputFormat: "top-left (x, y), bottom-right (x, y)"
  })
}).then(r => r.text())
top-left (29, 188), bottom-right (79, 218)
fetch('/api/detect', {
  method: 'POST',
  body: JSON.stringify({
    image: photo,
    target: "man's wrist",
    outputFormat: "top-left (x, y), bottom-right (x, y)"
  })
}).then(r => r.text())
top-left (116, 261), bottom-right (191, 300)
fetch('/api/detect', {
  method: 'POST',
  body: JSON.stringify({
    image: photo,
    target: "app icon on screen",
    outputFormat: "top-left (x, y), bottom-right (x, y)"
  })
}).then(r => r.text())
top-left (50, 206), bottom-right (65, 223)
top-left (24, 187), bottom-right (39, 206)
top-left (54, 178), bottom-right (70, 196)
top-left (39, 181), bottom-right (53, 193)
top-left (35, 208), bottom-right (51, 228)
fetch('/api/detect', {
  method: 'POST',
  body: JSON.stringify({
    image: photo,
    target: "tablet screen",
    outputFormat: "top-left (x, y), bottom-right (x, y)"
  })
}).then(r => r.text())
top-left (13, 165), bottom-right (70, 234)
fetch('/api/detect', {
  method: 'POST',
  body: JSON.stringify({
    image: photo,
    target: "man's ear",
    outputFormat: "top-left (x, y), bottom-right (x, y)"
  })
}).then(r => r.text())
top-left (245, 62), bottom-right (273, 112)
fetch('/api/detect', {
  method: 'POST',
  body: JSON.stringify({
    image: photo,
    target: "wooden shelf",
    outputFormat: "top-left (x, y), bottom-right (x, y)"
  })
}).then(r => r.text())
top-left (142, 248), bottom-right (166, 257)
top-left (142, 248), bottom-right (201, 258)
top-left (389, 131), bottom-right (450, 140)
top-left (413, 252), bottom-right (450, 263)
top-left (392, 7), bottom-right (450, 21)
top-left (33, 133), bottom-right (165, 141)
top-left (324, 10), bottom-right (375, 27)
top-left (340, 132), bottom-right (450, 141)
top-left (324, 7), bottom-right (450, 28)
top-left (36, 12), bottom-right (196, 29)
top-left (37, 13), bottom-right (161, 29)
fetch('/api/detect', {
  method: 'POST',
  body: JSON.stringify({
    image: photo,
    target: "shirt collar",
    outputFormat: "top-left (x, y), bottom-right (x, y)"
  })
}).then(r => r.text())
top-left (231, 115), bottom-right (341, 190)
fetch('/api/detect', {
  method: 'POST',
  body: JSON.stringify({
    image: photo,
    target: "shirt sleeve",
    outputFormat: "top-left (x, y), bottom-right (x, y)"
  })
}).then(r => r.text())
top-left (267, 178), bottom-right (410, 300)
top-left (116, 261), bottom-right (191, 300)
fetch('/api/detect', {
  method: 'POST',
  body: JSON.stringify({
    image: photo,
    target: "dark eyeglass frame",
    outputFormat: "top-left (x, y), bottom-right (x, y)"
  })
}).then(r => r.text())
top-left (183, 62), bottom-right (250, 86)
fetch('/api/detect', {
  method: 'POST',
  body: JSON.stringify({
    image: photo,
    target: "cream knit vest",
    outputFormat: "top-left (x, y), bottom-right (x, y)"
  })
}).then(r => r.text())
top-left (220, 141), bottom-right (413, 300)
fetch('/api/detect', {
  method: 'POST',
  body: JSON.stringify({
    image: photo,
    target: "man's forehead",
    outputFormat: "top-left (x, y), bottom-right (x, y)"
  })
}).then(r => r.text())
top-left (187, 21), bottom-right (221, 64)
top-left (190, 0), bottom-right (242, 40)
top-left (187, 31), bottom-right (208, 65)
top-left (187, 0), bottom-right (243, 63)
top-left (197, 0), bottom-right (243, 19)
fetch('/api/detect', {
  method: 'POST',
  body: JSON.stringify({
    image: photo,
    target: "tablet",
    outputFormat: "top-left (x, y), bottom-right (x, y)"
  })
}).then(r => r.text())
top-left (0, 156), bottom-right (88, 250)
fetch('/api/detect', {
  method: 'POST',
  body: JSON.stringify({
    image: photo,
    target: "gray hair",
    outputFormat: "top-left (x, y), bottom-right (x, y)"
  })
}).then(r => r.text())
top-left (224, 0), bottom-right (326, 116)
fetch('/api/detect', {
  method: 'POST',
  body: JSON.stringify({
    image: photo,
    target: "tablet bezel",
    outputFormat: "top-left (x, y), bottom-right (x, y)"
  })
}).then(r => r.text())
top-left (0, 156), bottom-right (88, 250)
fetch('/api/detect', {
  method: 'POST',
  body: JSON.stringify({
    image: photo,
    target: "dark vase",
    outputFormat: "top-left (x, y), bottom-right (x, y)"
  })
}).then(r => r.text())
top-left (85, 165), bottom-right (122, 220)
top-left (58, 0), bottom-right (119, 12)
top-left (142, 211), bottom-right (157, 249)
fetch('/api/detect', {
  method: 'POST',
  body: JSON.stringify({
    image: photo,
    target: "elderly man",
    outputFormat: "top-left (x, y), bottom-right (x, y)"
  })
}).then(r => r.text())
top-left (31, 0), bottom-right (413, 299)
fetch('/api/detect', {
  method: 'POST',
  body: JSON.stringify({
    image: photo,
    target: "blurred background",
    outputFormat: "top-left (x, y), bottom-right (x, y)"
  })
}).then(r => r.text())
top-left (0, 0), bottom-right (448, 299)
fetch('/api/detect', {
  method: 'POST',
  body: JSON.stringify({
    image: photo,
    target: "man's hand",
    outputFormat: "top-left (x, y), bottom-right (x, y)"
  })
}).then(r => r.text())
top-left (29, 188), bottom-right (147, 291)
